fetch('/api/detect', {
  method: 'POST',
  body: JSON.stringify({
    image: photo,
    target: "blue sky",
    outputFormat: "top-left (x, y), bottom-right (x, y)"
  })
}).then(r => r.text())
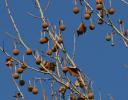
top-left (0, 0), bottom-right (128, 100)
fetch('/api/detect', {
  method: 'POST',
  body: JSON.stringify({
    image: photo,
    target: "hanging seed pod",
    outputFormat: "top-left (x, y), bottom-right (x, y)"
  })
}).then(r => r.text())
top-left (49, 62), bottom-right (56, 71)
top-left (98, 18), bottom-right (103, 24)
top-left (6, 57), bottom-right (14, 67)
top-left (70, 94), bottom-right (77, 100)
top-left (96, 4), bottom-right (103, 10)
top-left (21, 63), bottom-right (27, 69)
top-left (26, 48), bottom-right (32, 55)
top-left (16, 67), bottom-right (24, 74)
top-left (88, 92), bottom-right (94, 99)
top-left (77, 22), bottom-right (86, 36)
top-left (96, 0), bottom-right (103, 4)
top-left (89, 23), bottom-right (95, 30)
top-left (108, 8), bottom-right (115, 15)
top-left (84, 9), bottom-right (91, 20)
top-left (46, 49), bottom-right (52, 56)
top-left (39, 66), bottom-right (45, 71)
top-left (15, 92), bottom-right (21, 97)
top-left (63, 66), bottom-right (69, 73)
top-left (19, 79), bottom-right (25, 86)
top-left (52, 47), bottom-right (57, 52)
top-left (44, 61), bottom-right (55, 71)
top-left (13, 49), bottom-right (20, 55)
top-left (84, 13), bottom-right (91, 20)
top-left (77, 95), bottom-right (86, 100)
top-left (35, 57), bottom-right (42, 65)
top-left (59, 86), bottom-right (66, 94)
top-left (59, 24), bottom-right (65, 31)
top-left (28, 85), bottom-right (33, 92)
top-left (52, 44), bottom-right (58, 52)
top-left (73, 6), bottom-right (79, 14)
top-left (42, 21), bottom-right (49, 29)
top-left (12, 72), bottom-right (19, 79)
top-left (105, 34), bottom-right (111, 41)
top-left (32, 87), bottom-right (38, 95)
top-left (39, 37), bottom-right (48, 44)
top-left (58, 37), bottom-right (63, 44)
top-left (64, 82), bottom-right (70, 89)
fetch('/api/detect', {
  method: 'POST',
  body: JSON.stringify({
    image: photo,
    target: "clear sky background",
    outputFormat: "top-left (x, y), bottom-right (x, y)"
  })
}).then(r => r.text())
top-left (0, 0), bottom-right (128, 100)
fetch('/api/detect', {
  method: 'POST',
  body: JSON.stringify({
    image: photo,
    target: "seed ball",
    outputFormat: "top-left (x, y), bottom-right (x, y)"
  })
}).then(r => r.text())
top-left (19, 80), bottom-right (25, 86)
top-left (39, 37), bottom-right (48, 44)
top-left (32, 87), bottom-right (38, 95)
top-left (13, 49), bottom-right (20, 55)
top-left (96, 4), bottom-right (103, 10)
top-left (77, 95), bottom-right (86, 100)
top-left (59, 86), bottom-right (66, 94)
top-left (89, 23), bottom-right (95, 30)
top-left (63, 67), bottom-right (69, 73)
top-left (84, 13), bottom-right (91, 20)
top-left (73, 6), bottom-right (79, 14)
top-left (35, 57), bottom-right (42, 65)
top-left (96, 0), bottom-right (103, 4)
top-left (58, 37), bottom-right (63, 44)
top-left (28, 85), bottom-right (33, 92)
top-left (59, 24), bottom-right (65, 31)
top-left (12, 72), bottom-right (19, 79)
top-left (52, 47), bottom-right (57, 52)
top-left (16, 67), bottom-right (24, 74)
top-left (108, 8), bottom-right (115, 15)
top-left (88, 92), bottom-right (94, 99)
top-left (26, 48), bottom-right (32, 55)
top-left (46, 50), bottom-right (52, 56)
top-left (98, 18), bottom-right (103, 24)
top-left (105, 34), bottom-right (111, 41)
top-left (78, 23), bottom-right (86, 34)
top-left (21, 63), bottom-right (27, 69)
top-left (70, 94), bottom-right (76, 100)
top-left (42, 21), bottom-right (49, 29)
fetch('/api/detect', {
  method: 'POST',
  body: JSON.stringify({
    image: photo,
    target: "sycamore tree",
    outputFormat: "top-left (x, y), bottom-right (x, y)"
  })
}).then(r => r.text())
top-left (0, 0), bottom-right (128, 100)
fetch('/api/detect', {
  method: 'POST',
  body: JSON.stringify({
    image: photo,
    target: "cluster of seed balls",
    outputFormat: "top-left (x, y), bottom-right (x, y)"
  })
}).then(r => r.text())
top-left (72, 0), bottom-right (115, 42)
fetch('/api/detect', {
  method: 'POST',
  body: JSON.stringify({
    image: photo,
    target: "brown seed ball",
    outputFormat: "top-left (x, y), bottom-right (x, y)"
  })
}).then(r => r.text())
top-left (42, 21), bottom-right (49, 29)
top-left (52, 47), bottom-right (57, 52)
top-left (105, 34), bottom-right (111, 41)
top-left (96, 0), bottom-right (103, 4)
top-left (77, 23), bottom-right (86, 35)
top-left (26, 48), bottom-right (32, 55)
top-left (96, 4), bottom-right (103, 10)
top-left (13, 49), bottom-right (20, 55)
top-left (98, 18), bottom-right (103, 24)
top-left (12, 72), bottom-right (19, 79)
top-left (32, 87), bottom-right (38, 95)
top-left (88, 92), bottom-right (94, 99)
top-left (73, 6), bottom-right (79, 14)
top-left (84, 13), bottom-right (91, 20)
top-left (35, 57), bottom-right (42, 65)
top-left (70, 94), bottom-right (76, 100)
top-left (108, 8), bottom-right (115, 15)
top-left (63, 67), bottom-right (69, 73)
top-left (58, 37), bottom-right (63, 44)
top-left (46, 50), bottom-right (52, 56)
top-left (89, 23), bottom-right (95, 30)
top-left (16, 67), bottom-right (24, 74)
top-left (21, 63), bottom-right (27, 69)
top-left (28, 85), bottom-right (33, 92)
top-left (77, 95), bottom-right (86, 100)
top-left (59, 86), bottom-right (66, 94)
top-left (59, 24), bottom-right (65, 31)
top-left (39, 37), bottom-right (48, 44)
top-left (19, 80), bottom-right (25, 86)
